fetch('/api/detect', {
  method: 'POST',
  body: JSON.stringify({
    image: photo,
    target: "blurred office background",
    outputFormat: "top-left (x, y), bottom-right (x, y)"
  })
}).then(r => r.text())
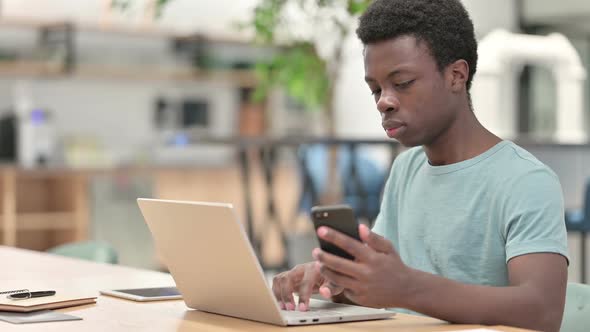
top-left (1, 0), bottom-right (590, 283)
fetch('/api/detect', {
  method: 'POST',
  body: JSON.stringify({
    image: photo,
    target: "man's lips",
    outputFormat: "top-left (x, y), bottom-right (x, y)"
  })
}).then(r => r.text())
top-left (383, 122), bottom-right (406, 138)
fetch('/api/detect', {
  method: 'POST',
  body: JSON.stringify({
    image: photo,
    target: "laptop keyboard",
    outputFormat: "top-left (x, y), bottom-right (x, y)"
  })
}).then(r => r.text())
top-left (282, 309), bottom-right (344, 317)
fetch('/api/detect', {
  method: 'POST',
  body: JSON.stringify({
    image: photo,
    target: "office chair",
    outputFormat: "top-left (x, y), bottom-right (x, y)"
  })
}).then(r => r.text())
top-left (47, 241), bottom-right (119, 264)
top-left (565, 179), bottom-right (590, 232)
top-left (565, 180), bottom-right (590, 283)
top-left (297, 144), bottom-right (387, 223)
top-left (561, 282), bottom-right (590, 332)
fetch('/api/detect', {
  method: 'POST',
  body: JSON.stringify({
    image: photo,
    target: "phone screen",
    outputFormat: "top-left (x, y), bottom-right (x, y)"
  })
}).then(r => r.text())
top-left (113, 287), bottom-right (180, 297)
top-left (311, 205), bottom-right (361, 260)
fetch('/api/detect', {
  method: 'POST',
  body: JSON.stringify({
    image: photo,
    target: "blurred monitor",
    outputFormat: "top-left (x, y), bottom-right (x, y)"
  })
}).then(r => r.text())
top-left (181, 99), bottom-right (208, 128)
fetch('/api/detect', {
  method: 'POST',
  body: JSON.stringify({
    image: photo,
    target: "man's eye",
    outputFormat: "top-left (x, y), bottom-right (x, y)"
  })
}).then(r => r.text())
top-left (371, 89), bottom-right (381, 96)
top-left (395, 80), bottom-right (415, 89)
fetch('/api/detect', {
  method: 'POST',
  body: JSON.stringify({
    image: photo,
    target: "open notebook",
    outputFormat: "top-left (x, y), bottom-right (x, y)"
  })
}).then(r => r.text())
top-left (0, 291), bottom-right (96, 313)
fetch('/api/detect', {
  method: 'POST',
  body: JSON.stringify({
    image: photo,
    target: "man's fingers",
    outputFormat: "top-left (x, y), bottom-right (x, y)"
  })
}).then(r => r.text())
top-left (316, 262), bottom-right (357, 290)
top-left (277, 275), bottom-right (295, 310)
top-left (296, 268), bottom-right (317, 311)
top-left (272, 272), bottom-right (295, 310)
top-left (313, 247), bottom-right (364, 280)
top-left (271, 276), bottom-right (283, 309)
top-left (359, 224), bottom-right (394, 254)
top-left (319, 285), bottom-right (333, 299)
top-left (319, 279), bottom-right (344, 299)
top-left (317, 226), bottom-right (369, 261)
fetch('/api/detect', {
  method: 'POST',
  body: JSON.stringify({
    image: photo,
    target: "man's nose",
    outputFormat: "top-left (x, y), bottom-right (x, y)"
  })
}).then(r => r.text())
top-left (377, 92), bottom-right (400, 113)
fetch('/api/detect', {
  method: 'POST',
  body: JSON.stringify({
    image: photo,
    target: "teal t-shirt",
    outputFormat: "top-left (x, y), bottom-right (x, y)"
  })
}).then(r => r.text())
top-left (373, 140), bottom-right (568, 287)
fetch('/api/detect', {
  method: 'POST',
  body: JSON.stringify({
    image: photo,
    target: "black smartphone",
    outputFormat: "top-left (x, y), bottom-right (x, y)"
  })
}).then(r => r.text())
top-left (311, 204), bottom-right (361, 260)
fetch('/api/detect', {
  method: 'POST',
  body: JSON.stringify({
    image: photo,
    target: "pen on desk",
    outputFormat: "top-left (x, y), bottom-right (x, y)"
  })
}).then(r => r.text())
top-left (7, 290), bottom-right (56, 300)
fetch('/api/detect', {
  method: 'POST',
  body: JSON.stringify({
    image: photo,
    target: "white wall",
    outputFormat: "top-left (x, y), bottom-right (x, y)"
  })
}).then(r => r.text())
top-left (333, 33), bottom-right (382, 139)
top-left (462, 0), bottom-right (518, 39)
top-left (523, 0), bottom-right (590, 23)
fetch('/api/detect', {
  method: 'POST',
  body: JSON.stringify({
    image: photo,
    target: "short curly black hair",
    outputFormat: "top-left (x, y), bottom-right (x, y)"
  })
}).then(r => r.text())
top-left (356, 0), bottom-right (478, 91)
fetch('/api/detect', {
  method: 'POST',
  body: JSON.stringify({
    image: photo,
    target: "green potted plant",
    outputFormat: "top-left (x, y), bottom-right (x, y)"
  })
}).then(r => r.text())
top-left (247, 0), bottom-right (371, 137)
top-left (244, 0), bottom-right (372, 267)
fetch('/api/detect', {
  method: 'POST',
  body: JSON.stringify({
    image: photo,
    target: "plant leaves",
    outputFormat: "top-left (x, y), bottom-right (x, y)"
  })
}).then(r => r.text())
top-left (251, 0), bottom-right (287, 43)
top-left (245, 0), bottom-right (372, 111)
top-left (252, 43), bottom-right (329, 110)
top-left (347, 0), bottom-right (372, 15)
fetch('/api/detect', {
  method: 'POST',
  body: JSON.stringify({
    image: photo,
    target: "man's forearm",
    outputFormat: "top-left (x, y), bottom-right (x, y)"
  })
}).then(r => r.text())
top-left (403, 268), bottom-right (561, 332)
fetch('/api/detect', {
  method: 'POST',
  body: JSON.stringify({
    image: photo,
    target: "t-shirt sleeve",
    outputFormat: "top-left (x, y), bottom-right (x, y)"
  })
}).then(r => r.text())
top-left (372, 154), bottom-right (401, 239)
top-left (501, 167), bottom-right (569, 264)
top-left (371, 174), bottom-right (393, 237)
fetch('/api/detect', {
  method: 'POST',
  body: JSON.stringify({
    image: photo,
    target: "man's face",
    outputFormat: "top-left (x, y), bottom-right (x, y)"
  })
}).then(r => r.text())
top-left (364, 36), bottom-right (457, 147)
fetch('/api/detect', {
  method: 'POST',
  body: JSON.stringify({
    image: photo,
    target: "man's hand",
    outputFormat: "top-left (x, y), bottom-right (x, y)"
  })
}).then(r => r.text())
top-left (313, 223), bottom-right (413, 308)
top-left (272, 261), bottom-right (344, 311)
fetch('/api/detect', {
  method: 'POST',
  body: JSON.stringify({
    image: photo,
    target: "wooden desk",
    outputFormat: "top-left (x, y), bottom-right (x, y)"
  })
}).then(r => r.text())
top-left (0, 246), bottom-right (532, 331)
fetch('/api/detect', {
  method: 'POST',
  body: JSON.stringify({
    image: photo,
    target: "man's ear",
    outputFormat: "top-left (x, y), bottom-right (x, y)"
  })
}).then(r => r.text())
top-left (447, 59), bottom-right (469, 93)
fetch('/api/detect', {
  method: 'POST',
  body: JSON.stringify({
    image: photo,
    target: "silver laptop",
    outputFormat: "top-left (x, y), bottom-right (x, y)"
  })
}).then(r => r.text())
top-left (137, 198), bottom-right (394, 326)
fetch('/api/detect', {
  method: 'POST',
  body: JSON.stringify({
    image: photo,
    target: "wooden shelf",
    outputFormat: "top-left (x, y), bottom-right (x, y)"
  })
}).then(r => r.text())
top-left (0, 17), bottom-right (69, 29)
top-left (0, 17), bottom-right (250, 43)
top-left (0, 17), bottom-right (261, 86)
top-left (74, 65), bottom-right (258, 85)
top-left (0, 60), bottom-right (258, 86)
top-left (0, 61), bottom-right (65, 77)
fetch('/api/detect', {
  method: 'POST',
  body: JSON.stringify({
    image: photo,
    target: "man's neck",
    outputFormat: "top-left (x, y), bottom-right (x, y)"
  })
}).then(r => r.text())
top-left (423, 108), bottom-right (501, 166)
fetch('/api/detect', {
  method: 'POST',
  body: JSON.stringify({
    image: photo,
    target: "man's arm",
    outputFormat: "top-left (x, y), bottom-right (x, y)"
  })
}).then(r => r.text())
top-left (405, 253), bottom-right (567, 332)
top-left (313, 225), bottom-right (568, 332)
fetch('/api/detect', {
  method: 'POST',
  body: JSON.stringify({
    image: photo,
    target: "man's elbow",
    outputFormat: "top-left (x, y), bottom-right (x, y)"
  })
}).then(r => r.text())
top-left (524, 297), bottom-right (564, 332)
top-left (539, 305), bottom-right (564, 332)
